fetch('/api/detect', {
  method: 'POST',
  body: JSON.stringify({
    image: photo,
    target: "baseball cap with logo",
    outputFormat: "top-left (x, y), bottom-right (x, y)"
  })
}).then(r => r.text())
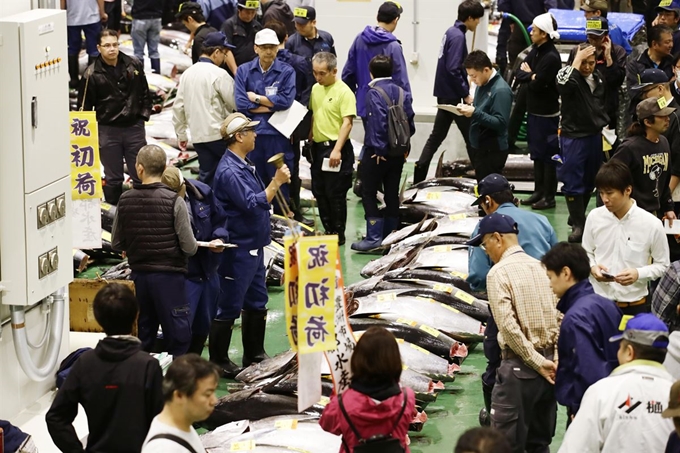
top-left (294, 6), bottom-right (316, 24)
top-left (378, 1), bottom-right (403, 22)
top-left (581, 0), bottom-right (608, 12)
top-left (465, 213), bottom-right (519, 247)
top-left (221, 113), bottom-right (260, 138)
top-left (471, 173), bottom-right (513, 206)
top-left (237, 0), bottom-right (260, 10)
top-left (254, 28), bottom-right (280, 46)
top-left (585, 17), bottom-right (609, 36)
top-left (636, 97), bottom-right (676, 120)
top-left (202, 32), bottom-right (236, 49)
top-left (609, 313), bottom-right (670, 348)
top-left (176, 1), bottom-right (202, 18)
top-left (656, 0), bottom-right (680, 13)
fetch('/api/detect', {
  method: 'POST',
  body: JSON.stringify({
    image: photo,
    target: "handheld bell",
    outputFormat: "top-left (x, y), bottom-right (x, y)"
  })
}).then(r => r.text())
top-left (267, 153), bottom-right (285, 169)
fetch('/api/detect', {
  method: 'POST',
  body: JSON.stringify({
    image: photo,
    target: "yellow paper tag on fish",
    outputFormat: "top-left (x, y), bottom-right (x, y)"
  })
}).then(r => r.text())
top-left (433, 245), bottom-right (452, 253)
top-left (416, 296), bottom-right (436, 303)
top-left (275, 419), bottom-right (298, 430)
top-left (443, 305), bottom-right (460, 313)
top-left (586, 19), bottom-right (602, 29)
top-left (658, 96), bottom-right (669, 109)
top-left (396, 338), bottom-right (405, 344)
top-left (426, 192), bottom-right (442, 200)
top-left (449, 213), bottom-right (467, 220)
top-left (450, 270), bottom-right (468, 279)
top-left (455, 290), bottom-right (475, 304)
top-left (231, 440), bottom-right (255, 451)
top-left (318, 396), bottom-right (331, 407)
top-left (245, 0), bottom-right (260, 8)
top-left (619, 315), bottom-right (634, 331)
top-left (377, 292), bottom-right (397, 302)
top-left (434, 283), bottom-right (453, 294)
top-left (410, 343), bottom-right (430, 355)
top-left (396, 318), bottom-right (418, 326)
top-left (402, 364), bottom-right (409, 371)
top-left (420, 324), bottom-right (440, 337)
top-left (294, 7), bottom-right (308, 17)
top-left (101, 203), bottom-right (112, 211)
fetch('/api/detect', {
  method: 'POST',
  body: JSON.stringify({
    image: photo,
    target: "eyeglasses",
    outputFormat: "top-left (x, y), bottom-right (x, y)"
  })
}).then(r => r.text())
top-left (480, 234), bottom-right (500, 252)
top-left (100, 42), bottom-right (120, 49)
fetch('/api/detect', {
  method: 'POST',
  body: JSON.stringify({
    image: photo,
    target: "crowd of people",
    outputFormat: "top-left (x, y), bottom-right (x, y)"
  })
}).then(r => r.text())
top-left (47, 0), bottom-right (680, 451)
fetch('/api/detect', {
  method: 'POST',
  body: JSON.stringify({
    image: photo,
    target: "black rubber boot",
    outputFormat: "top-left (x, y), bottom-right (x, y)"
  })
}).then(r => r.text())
top-left (241, 310), bottom-right (270, 368)
top-left (522, 160), bottom-right (544, 205)
top-left (315, 197), bottom-right (333, 234)
top-left (565, 195), bottom-right (586, 243)
top-left (103, 183), bottom-right (123, 205)
top-left (150, 58), bottom-right (161, 74)
top-left (532, 163), bottom-right (557, 210)
top-left (331, 200), bottom-right (348, 245)
top-left (383, 217), bottom-right (400, 238)
top-left (413, 163), bottom-right (429, 185)
top-left (208, 319), bottom-right (243, 378)
top-left (479, 382), bottom-right (493, 426)
top-left (187, 334), bottom-right (208, 356)
top-left (68, 55), bottom-right (80, 89)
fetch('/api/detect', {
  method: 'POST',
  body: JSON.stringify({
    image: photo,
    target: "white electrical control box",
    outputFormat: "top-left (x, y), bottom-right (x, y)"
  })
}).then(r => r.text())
top-left (0, 9), bottom-right (73, 306)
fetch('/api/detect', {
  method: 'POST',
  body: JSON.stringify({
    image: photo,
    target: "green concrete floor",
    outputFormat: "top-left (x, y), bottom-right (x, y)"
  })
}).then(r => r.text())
top-left (197, 162), bottom-right (592, 451)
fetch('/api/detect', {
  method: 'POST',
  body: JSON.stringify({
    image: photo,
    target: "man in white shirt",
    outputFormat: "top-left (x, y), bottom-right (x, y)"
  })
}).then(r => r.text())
top-left (582, 159), bottom-right (670, 316)
top-left (559, 313), bottom-right (674, 453)
top-left (142, 354), bottom-right (220, 452)
top-left (173, 31), bottom-right (237, 187)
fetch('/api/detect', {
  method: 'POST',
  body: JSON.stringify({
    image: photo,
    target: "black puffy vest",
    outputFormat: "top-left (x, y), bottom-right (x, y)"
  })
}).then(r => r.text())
top-left (116, 183), bottom-right (187, 273)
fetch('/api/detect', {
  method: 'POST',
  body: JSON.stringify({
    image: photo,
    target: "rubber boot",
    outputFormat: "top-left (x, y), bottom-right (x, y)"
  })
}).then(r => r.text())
top-left (332, 200), bottom-right (348, 245)
top-left (187, 334), bottom-right (208, 356)
top-left (68, 55), bottom-right (80, 89)
top-left (383, 217), bottom-right (400, 238)
top-left (583, 191), bottom-right (593, 215)
top-left (103, 183), bottom-right (123, 205)
top-left (316, 198), bottom-right (333, 234)
top-left (351, 218), bottom-right (384, 252)
top-left (565, 195), bottom-right (586, 243)
top-left (532, 163), bottom-right (557, 210)
top-left (150, 57), bottom-right (161, 74)
top-left (522, 160), bottom-right (544, 205)
top-left (413, 163), bottom-right (429, 185)
top-left (479, 382), bottom-right (493, 426)
top-left (208, 319), bottom-right (243, 378)
top-left (242, 310), bottom-right (270, 367)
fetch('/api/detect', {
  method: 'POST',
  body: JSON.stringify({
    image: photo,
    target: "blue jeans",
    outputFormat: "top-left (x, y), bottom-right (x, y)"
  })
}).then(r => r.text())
top-left (67, 22), bottom-right (101, 56)
top-left (131, 18), bottom-right (162, 60)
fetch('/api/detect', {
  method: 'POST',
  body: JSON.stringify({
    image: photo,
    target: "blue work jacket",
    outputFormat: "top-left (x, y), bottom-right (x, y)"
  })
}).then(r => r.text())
top-left (286, 29), bottom-right (336, 62)
top-left (555, 279), bottom-right (623, 414)
top-left (235, 57), bottom-right (296, 136)
top-left (434, 21), bottom-right (470, 102)
top-left (185, 179), bottom-right (229, 281)
top-left (213, 151), bottom-right (271, 250)
top-left (276, 48), bottom-right (313, 107)
top-left (467, 203), bottom-right (557, 291)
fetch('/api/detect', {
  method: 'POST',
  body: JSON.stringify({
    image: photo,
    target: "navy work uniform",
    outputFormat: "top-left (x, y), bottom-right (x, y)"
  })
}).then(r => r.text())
top-left (221, 3), bottom-right (263, 66)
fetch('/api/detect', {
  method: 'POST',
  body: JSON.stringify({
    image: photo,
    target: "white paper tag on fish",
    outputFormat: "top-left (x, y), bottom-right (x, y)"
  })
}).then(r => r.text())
top-left (298, 351), bottom-right (323, 413)
top-left (275, 419), bottom-right (298, 430)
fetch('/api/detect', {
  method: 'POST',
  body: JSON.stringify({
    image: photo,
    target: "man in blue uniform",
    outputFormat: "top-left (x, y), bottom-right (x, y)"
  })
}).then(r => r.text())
top-left (413, 0), bottom-right (483, 184)
top-left (221, 0), bottom-right (263, 66)
top-left (466, 173), bottom-right (558, 426)
top-left (211, 113), bottom-right (291, 377)
top-left (541, 242), bottom-right (622, 423)
top-left (161, 167), bottom-right (229, 356)
top-left (235, 28), bottom-right (296, 210)
top-left (286, 6), bottom-right (335, 62)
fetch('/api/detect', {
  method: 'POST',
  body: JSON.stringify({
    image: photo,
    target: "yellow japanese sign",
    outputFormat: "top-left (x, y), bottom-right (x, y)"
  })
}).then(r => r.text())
top-left (69, 111), bottom-right (103, 200)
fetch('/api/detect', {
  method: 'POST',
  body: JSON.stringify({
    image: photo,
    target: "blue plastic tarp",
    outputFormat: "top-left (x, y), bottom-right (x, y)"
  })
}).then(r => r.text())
top-left (548, 9), bottom-right (644, 53)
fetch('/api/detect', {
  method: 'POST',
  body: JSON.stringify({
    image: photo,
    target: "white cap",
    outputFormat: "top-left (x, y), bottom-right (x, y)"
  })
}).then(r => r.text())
top-left (255, 28), bottom-right (280, 46)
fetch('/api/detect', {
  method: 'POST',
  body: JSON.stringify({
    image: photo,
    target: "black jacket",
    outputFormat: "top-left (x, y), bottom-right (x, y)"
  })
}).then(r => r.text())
top-left (515, 40), bottom-right (561, 115)
top-left (115, 183), bottom-right (188, 273)
top-left (261, 0), bottom-right (295, 36)
top-left (221, 15), bottom-right (262, 66)
top-left (557, 66), bottom-right (609, 138)
top-left (626, 49), bottom-right (674, 90)
top-left (613, 134), bottom-right (674, 214)
top-left (78, 53), bottom-right (152, 127)
top-left (45, 337), bottom-right (163, 453)
top-left (192, 23), bottom-right (218, 64)
top-left (131, 0), bottom-right (164, 19)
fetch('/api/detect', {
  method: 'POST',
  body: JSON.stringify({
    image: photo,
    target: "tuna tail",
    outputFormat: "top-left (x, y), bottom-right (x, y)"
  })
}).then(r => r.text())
top-left (435, 151), bottom-right (446, 178)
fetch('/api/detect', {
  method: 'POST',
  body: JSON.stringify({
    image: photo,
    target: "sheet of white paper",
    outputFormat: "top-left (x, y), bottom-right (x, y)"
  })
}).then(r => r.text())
top-left (298, 351), bottom-right (323, 413)
top-left (269, 100), bottom-right (309, 139)
top-left (664, 219), bottom-right (680, 235)
top-left (602, 127), bottom-right (617, 146)
top-left (322, 158), bottom-right (341, 172)
top-left (72, 199), bottom-right (102, 249)
top-left (436, 104), bottom-right (463, 116)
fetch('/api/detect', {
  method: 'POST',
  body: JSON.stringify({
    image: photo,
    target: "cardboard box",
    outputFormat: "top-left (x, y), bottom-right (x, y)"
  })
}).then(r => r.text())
top-left (69, 278), bottom-right (136, 334)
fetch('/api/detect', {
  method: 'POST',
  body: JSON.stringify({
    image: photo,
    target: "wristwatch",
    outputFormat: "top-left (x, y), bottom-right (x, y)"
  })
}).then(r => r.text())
top-left (255, 95), bottom-right (261, 105)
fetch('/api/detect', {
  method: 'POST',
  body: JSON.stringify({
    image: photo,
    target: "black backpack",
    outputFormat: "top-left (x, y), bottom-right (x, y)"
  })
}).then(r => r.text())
top-left (372, 86), bottom-right (411, 158)
top-left (338, 390), bottom-right (408, 453)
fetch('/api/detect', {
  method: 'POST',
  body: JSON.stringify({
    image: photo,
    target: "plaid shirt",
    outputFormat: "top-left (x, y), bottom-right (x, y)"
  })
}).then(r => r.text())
top-left (487, 245), bottom-right (561, 371)
top-left (652, 261), bottom-right (680, 332)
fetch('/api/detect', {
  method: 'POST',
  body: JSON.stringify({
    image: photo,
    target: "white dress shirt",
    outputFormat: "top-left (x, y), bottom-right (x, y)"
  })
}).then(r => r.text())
top-left (582, 201), bottom-right (670, 302)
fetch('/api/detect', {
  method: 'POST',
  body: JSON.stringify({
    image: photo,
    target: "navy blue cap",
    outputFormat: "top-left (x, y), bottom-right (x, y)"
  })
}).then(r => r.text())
top-left (656, 0), bottom-right (680, 13)
top-left (635, 68), bottom-right (670, 91)
top-left (465, 213), bottom-right (519, 247)
top-left (294, 6), bottom-right (316, 24)
top-left (471, 173), bottom-right (513, 206)
top-left (609, 313), bottom-right (669, 349)
top-left (585, 17), bottom-right (609, 36)
top-left (203, 32), bottom-right (236, 49)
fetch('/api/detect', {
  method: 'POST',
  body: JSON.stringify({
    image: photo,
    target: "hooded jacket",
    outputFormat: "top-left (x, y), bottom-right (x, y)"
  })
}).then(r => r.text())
top-left (319, 385), bottom-right (416, 453)
top-left (46, 337), bottom-right (164, 453)
top-left (554, 279), bottom-right (622, 414)
top-left (341, 26), bottom-right (412, 118)
top-left (433, 21), bottom-right (469, 102)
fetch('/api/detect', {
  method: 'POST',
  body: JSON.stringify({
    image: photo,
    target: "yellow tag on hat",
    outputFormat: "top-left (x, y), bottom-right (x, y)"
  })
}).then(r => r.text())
top-left (660, 0), bottom-right (673, 7)
top-left (619, 315), bottom-right (634, 331)
top-left (245, 0), bottom-right (259, 8)
top-left (473, 185), bottom-right (480, 197)
top-left (389, 0), bottom-right (402, 8)
top-left (294, 7), bottom-right (307, 17)
top-left (658, 96), bottom-right (669, 109)
top-left (586, 20), bottom-right (602, 29)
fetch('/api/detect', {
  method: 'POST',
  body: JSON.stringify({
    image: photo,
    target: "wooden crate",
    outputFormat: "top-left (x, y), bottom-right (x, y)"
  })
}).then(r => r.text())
top-left (69, 278), bottom-right (136, 334)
